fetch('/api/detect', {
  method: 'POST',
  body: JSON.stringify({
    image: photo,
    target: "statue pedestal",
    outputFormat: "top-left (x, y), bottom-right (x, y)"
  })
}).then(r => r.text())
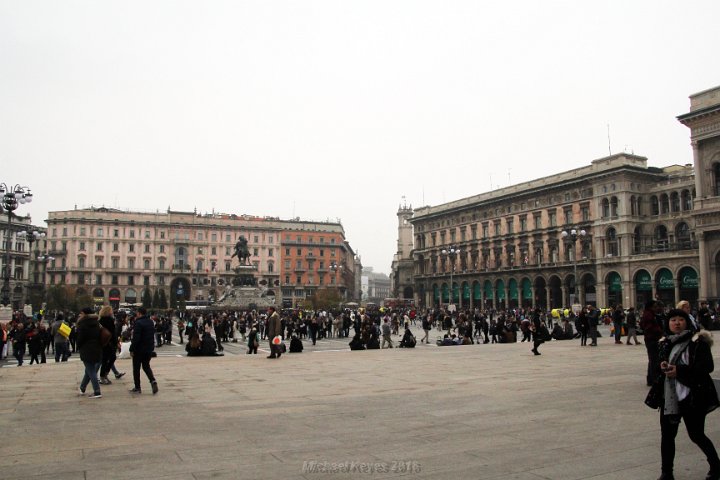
top-left (213, 264), bottom-right (276, 310)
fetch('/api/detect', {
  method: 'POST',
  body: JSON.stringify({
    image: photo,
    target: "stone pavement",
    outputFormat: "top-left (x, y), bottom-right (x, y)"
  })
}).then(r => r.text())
top-left (1, 333), bottom-right (719, 480)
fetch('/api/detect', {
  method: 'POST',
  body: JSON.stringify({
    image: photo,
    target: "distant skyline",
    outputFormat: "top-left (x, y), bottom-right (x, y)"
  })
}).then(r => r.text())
top-left (2, 1), bottom-right (719, 275)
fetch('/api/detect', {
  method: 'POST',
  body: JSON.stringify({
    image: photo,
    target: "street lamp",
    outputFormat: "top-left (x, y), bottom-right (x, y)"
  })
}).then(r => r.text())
top-left (0, 184), bottom-right (33, 306)
top-left (441, 246), bottom-right (461, 307)
top-left (561, 228), bottom-right (587, 305)
top-left (36, 253), bottom-right (55, 309)
top-left (329, 262), bottom-right (344, 302)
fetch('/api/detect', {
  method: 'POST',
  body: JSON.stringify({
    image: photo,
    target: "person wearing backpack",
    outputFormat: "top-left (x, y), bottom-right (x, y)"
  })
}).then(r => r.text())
top-left (76, 307), bottom-right (103, 399)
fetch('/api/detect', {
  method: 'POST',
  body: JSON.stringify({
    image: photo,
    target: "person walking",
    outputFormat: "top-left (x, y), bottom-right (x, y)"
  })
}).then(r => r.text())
top-left (587, 305), bottom-right (599, 346)
top-left (641, 300), bottom-right (665, 387)
top-left (530, 309), bottom-right (548, 355)
top-left (266, 306), bottom-right (282, 359)
top-left (652, 309), bottom-right (720, 480)
top-left (50, 314), bottom-right (70, 362)
top-left (9, 322), bottom-right (27, 366)
top-left (420, 314), bottom-right (431, 344)
top-left (129, 307), bottom-right (158, 394)
top-left (98, 306), bottom-right (124, 385)
top-left (381, 318), bottom-right (394, 349)
top-left (612, 304), bottom-right (626, 344)
top-left (76, 307), bottom-right (103, 399)
top-left (578, 308), bottom-right (589, 346)
top-left (625, 307), bottom-right (640, 345)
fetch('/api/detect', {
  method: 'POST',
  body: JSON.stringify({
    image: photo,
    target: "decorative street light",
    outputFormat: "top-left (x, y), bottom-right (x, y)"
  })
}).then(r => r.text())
top-left (0, 184), bottom-right (33, 307)
top-left (329, 262), bottom-right (344, 301)
top-left (441, 246), bottom-right (461, 308)
top-left (561, 228), bottom-right (587, 305)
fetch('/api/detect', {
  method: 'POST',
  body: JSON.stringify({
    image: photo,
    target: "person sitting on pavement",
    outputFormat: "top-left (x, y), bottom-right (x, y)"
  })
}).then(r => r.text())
top-left (399, 327), bottom-right (416, 348)
top-left (289, 333), bottom-right (303, 353)
top-left (349, 334), bottom-right (365, 350)
top-left (185, 333), bottom-right (203, 356)
top-left (200, 332), bottom-right (224, 356)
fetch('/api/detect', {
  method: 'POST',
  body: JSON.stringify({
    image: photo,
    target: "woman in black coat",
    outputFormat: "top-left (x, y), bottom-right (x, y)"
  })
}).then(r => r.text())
top-left (654, 309), bottom-right (720, 480)
top-left (76, 307), bottom-right (103, 398)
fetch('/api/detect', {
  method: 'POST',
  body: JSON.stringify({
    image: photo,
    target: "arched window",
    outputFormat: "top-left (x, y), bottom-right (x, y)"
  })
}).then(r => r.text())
top-left (610, 196), bottom-right (618, 217)
top-left (681, 189), bottom-right (692, 211)
top-left (633, 226), bottom-right (643, 254)
top-left (676, 222), bottom-right (691, 248)
top-left (630, 196), bottom-right (637, 216)
top-left (268, 261), bottom-right (274, 273)
top-left (651, 196), bottom-right (659, 215)
top-left (660, 194), bottom-right (669, 214)
top-left (606, 227), bottom-right (619, 257)
top-left (670, 192), bottom-right (680, 212)
top-left (78, 256), bottom-right (85, 269)
top-left (655, 225), bottom-right (669, 250)
top-left (601, 198), bottom-right (610, 218)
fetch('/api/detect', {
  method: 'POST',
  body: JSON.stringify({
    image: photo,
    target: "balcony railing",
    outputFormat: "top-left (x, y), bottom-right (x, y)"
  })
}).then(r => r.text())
top-left (633, 240), bottom-right (698, 255)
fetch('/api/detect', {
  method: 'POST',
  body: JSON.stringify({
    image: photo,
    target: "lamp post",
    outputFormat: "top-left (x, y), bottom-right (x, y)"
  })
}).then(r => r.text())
top-left (329, 262), bottom-right (344, 303)
top-left (0, 184), bottom-right (33, 307)
top-left (441, 246), bottom-right (461, 309)
top-left (36, 252), bottom-right (54, 311)
top-left (561, 228), bottom-right (586, 306)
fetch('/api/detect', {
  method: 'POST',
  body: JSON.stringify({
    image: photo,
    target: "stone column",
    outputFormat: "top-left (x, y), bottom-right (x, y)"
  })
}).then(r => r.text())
top-left (674, 280), bottom-right (680, 307)
top-left (579, 285), bottom-right (585, 306)
top-left (504, 286), bottom-right (510, 310)
top-left (561, 286), bottom-right (567, 307)
top-left (492, 289), bottom-right (497, 310)
top-left (531, 286), bottom-right (536, 309)
top-left (698, 231), bottom-right (709, 302)
top-left (546, 289), bottom-right (551, 310)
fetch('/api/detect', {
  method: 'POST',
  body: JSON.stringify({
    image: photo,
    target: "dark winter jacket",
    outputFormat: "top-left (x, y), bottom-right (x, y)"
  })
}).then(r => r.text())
top-left (658, 330), bottom-right (720, 414)
top-left (640, 309), bottom-right (663, 342)
top-left (76, 314), bottom-right (102, 363)
top-left (130, 315), bottom-right (156, 356)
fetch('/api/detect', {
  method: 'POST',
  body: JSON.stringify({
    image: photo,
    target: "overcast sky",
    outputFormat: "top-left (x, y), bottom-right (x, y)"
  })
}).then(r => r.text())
top-left (1, 1), bottom-right (719, 275)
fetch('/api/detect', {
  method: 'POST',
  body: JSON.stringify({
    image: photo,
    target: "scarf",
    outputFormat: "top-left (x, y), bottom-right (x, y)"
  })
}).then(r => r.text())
top-left (663, 330), bottom-right (693, 416)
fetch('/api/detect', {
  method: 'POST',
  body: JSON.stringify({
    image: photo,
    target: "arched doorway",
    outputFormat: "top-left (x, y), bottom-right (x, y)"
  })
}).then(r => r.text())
top-left (441, 283), bottom-right (449, 304)
top-left (402, 286), bottom-right (414, 300)
top-left (472, 281), bottom-right (482, 308)
top-left (534, 277), bottom-right (547, 309)
top-left (92, 287), bottom-right (105, 306)
top-left (125, 288), bottom-right (137, 305)
top-left (496, 279), bottom-right (506, 309)
top-left (678, 266), bottom-right (698, 305)
top-left (655, 268), bottom-right (675, 305)
top-left (606, 272), bottom-right (622, 306)
top-left (521, 278), bottom-right (532, 308)
top-left (484, 280), bottom-right (493, 309)
top-left (432, 284), bottom-right (440, 307)
top-left (582, 273), bottom-right (597, 306)
top-left (548, 275), bottom-right (562, 308)
top-left (109, 288), bottom-right (121, 310)
top-left (170, 277), bottom-right (191, 308)
top-left (508, 278), bottom-right (519, 309)
top-left (634, 269), bottom-right (653, 307)
top-left (461, 282), bottom-right (470, 308)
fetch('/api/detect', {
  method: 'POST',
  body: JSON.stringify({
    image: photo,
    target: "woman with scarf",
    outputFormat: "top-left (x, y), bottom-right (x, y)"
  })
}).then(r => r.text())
top-left (655, 309), bottom-right (720, 480)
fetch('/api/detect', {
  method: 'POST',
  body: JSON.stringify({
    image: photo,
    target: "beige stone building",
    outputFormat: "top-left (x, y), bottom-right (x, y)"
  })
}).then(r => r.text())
top-left (1, 214), bottom-right (47, 310)
top-left (45, 207), bottom-right (359, 309)
top-left (678, 85), bottom-right (720, 303)
top-left (404, 153), bottom-right (700, 310)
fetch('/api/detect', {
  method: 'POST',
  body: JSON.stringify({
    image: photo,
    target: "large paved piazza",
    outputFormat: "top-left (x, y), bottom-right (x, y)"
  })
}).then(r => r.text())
top-left (1, 329), bottom-right (719, 480)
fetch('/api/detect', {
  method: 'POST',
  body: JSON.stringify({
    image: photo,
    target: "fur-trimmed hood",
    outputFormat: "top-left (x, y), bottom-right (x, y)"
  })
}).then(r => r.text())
top-left (693, 329), bottom-right (714, 347)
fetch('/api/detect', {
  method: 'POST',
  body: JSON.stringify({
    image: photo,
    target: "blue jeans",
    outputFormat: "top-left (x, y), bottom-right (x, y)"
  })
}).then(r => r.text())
top-left (80, 361), bottom-right (101, 394)
top-left (55, 342), bottom-right (70, 362)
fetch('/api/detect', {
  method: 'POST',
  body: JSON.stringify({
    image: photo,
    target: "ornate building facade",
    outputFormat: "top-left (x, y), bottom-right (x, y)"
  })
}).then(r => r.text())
top-left (1, 214), bottom-right (47, 310)
top-left (404, 153), bottom-right (700, 310)
top-left (45, 208), bottom-right (359, 310)
top-left (678, 85), bottom-right (720, 302)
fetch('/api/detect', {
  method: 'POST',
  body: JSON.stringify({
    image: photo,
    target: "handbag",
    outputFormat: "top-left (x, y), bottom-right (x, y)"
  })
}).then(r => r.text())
top-left (645, 377), bottom-right (664, 409)
top-left (99, 326), bottom-right (112, 346)
top-left (58, 322), bottom-right (71, 338)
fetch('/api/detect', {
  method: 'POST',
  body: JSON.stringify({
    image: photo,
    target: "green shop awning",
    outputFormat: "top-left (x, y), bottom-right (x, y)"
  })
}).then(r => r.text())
top-left (608, 272), bottom-right (622, 293)
top-left (635, 270), bottom-right (652, 292)
top-left (679, 267), bottom-right (698, 289)
top-left (509, 279), bottom-right (518, 300)
top-left (522, 278), bottom-right (532, 300)
top-left (473, 283), bottom-right (482, 300)
top-left (484, 281), bottom-right (493, 299)
top-left (656, 269), bottom-right (674, 290)
top-left (497, 279), bottom-right (506, 300)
